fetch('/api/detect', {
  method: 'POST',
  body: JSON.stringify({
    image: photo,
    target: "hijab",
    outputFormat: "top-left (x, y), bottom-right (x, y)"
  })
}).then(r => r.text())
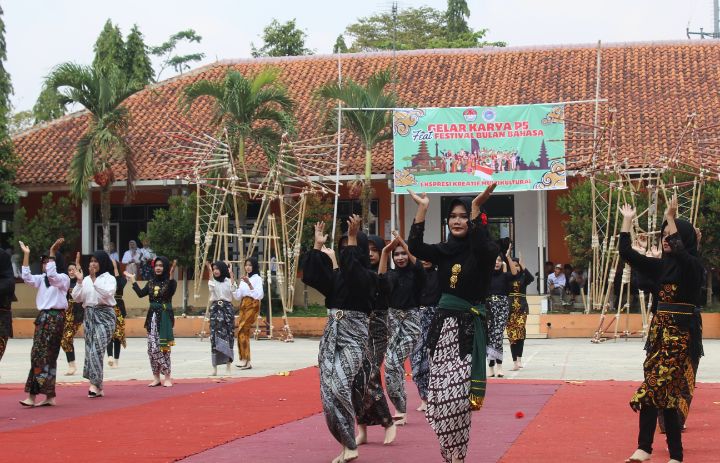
top-left (354, 231), bottom-right (371, 268)
top-left (660, 218), bottom-right (698, 257)
top-left (436, 196), bottom-right (474, 256)
top-left (245, 258), bottom-right (260, 277)
top-left (213, 261), bottom-right (231, 282)
top-left (93, 251), bottom-right (113, 276)
top-left (153, 256), bottom-right (171, 281)
top-left (368, 235), bottom-right (386, 271)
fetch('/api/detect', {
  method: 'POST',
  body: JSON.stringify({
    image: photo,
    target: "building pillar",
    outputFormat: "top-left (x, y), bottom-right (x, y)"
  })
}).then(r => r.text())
top-left (81, 191), bottom-right (92, 254)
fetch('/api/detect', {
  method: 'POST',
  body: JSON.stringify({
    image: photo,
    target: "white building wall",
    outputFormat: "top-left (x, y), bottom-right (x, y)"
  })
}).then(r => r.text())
top-left (400, 190), bottom-right (544, 294)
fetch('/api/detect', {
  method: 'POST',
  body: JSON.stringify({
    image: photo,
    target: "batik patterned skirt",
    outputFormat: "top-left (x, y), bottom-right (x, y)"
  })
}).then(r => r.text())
top-left (486, 295), bottom-right (510, 361)
top-left (385, 307), bottom-right (421, 414)
top-left (352, 309), bottom-right (393, 428)
top-left (411, 305), bottom-right (437, 401)
top-left (61, 302), bottom-right (83, 354)
top-left (111, 299), bottom-right (127, 348)
top-left (210, 300), bottom-right (235, 366)
top-left (83, 305), bottom-right (116, 389)
top-left (319, 308), bottom-right (368, 450)
top-left (25, 309), bottom-right (65, 397)
top-left (506, 294), bottom-right (528, 344)
top-left (426, 315), bottom-right (473, 463)
top-left (631, 311), bottom-right (694, 416)
top-left (148, 312), bottom-right (172, 376)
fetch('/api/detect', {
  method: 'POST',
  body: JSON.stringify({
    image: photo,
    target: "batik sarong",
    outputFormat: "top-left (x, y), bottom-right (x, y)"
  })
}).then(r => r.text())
top-left (319, 308), bottom-right (368, 450)
top-left (506, 293), bottom-right (528, 344)
top-left (61, 302), bottom-right (83, 360)
top-left (25, 310), bottom-right (65, 398)
top-left (83, 305), bottom-right (116, 389)
top-left (385, 307), bottom-right (421, 414)
top-left (148, 312), bottom-right (172, 376)
top-left (210, 300), bottom-right (235, 366)
top-left (486, 295), bottom-right (510, 362)
top-left (111, 300), bottom-right (127, 348)
top-left (352, 309), bottom-right (393, 427)
top-left (411, 305), bottom-right (437, 401)
top-left (237, 297), bottom-right (260, 362)
top-left (426, 316), bottom-right (472, 463)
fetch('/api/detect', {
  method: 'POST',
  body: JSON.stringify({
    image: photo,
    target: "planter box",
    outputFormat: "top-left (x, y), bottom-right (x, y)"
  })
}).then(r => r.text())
top-left (539, 313), bottom-right (720, 339)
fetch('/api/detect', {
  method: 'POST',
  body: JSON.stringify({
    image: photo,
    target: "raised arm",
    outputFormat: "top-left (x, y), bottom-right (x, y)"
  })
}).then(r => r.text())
top-left (339, 215), bottom-right (375, 290)
top-left (19, 241), bottom-right (41, 288)
top-left (618, 204), bottom-right (662, 278)
top-left (301, 221), bottom-right (335, 297)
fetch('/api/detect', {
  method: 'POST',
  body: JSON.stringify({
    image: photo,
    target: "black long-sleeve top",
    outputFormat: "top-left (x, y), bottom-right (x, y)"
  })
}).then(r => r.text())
top-left (407, 218), bottom-right (499, 305)
top-left (510, 269), bottom-right (534, 295)
top-left (370, 264), bottom-right (389, 311)
top-left (420, 266), bottom-right (441, 307)
top-left (379, 260), bottom-right (426, 310)
top-left (302, 246), bottom-right (377, 314)
top-left (133, 278), bottom-right (177, 330)
top-left (488, 269), bottom-right (513, 296)
top-left (115, 275), bottom-right (127, 297)
top-left (618, 232), bottom-right (703, 306)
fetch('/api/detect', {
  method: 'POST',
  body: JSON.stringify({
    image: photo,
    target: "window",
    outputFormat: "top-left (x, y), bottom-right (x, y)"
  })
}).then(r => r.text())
top-left (337, 199), bottom-right (379, 235)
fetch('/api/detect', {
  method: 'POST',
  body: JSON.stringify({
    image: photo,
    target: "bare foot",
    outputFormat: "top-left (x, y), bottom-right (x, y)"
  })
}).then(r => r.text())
top-left (35, 397), bottom-right (56, 407)
top-left (625, 449), bottom-right (651, 462)
top-left (416, 400), bottom-right (427, 411)
top-left (355, 425), bottom-right (367, 445)
top-left (107, 357), bottom-right (114, 367)
top-left (211, 367), bottom-right (217, 376)
top-left (163, 379), bottom-right (173, 387)
top-left (19, 398), bottom-right (36, 407)
top-left (451, 455), bottom-right (464, 463)
top-left (393, 413), bottom-right (407, 426)
top-left (383, 423), bottom-right (397, 445)
top-left (225, 363), bottom-right (232, 374)
top-left (65, 361), bottom-right (76, 376)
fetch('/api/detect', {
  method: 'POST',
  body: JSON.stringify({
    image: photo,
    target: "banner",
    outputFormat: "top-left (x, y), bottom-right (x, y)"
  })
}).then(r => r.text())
top-left (392, 104), bottom-right (566, 194)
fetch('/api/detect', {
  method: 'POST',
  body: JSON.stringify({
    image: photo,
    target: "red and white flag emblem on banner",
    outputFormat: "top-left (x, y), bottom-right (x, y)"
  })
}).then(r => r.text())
top-left (473, 166), bottom-right (494, 180)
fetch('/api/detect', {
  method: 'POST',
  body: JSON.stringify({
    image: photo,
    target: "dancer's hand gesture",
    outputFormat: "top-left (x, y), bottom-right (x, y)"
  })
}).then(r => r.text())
top-left (123, 271), bottom-right (136, 284)
top-left (18, 241), bottom-right (30, 254)
top-left (49, 237), bottom-right (64, 257)
top-left (408, 189), bottom-right (429, 208)
top-left (647, 245), bottom-right (661, 259)
top-left (382, 236), bottom-right (399, 256)
top-left (347, 214), bottom-right (362, 243)
top-left (320, 246), bottom-right (338, 269)
top-left (75, 265), bottom-right (84, 281)
top-left (471, 183), bottom-right (497, 219)
top-left (664, 193), bottom-right (678, 220)
top-left (313, 221), bottom-right (328, 249)
top-left (75, 252), bottom-right (81, 268)
top-left (619, 204), bottom-right (636, 219)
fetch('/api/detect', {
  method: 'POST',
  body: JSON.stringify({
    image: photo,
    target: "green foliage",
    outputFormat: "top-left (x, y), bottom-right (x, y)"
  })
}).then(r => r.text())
top-left (32, 86), bottom-right (67, 123)
top-left (344, 6), bottom-right (505, 52)
top-left (11, 193), bottom-right (80, 262)
top-left (180, 67), bottom-right (295, 164)
top-left (124, 25), bottom-right (154, 91)
top-left (556, 180), bottom-right (594, 267)
top-left (92, 19), bottom-right (126, 75)
top-left (142, 193), bottom-right (196, 269)
top-left (8, 110), bottom-right (33, 134)
top-left (251, 18), bottom-right (312, 58)
top-left (446, 0), bottom-right (470, 36)
top-left (333, 35), bottom-right (348, 54)
top-left (300, 193), bottom-right (334, 252)
top-left (697, 181), bottom-right (720, 270)
top-left (0, 6), bottom-right (17, 204)
top-left (150, 29), bottom-right (204, 80)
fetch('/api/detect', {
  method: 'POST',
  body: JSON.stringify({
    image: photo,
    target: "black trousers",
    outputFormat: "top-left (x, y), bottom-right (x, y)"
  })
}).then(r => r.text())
top-left (638, 406), bottom-right (682, 461)
top-left (510, 340), bottom-right (525, 361)
top-left (107, 339), bottom-right (122, 359)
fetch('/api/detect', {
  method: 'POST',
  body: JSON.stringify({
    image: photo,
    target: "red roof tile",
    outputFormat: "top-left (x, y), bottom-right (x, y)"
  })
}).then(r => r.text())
top-left (12, 41), bottom-right (720, 186)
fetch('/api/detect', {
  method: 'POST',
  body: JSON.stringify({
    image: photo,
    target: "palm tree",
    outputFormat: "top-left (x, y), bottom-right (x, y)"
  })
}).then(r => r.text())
top-left (46, 63), bottom-right (137, 252)
top-left (317, 69), bottom-right (397, 230)
top-left (180, 68), bottom-right (295, 165)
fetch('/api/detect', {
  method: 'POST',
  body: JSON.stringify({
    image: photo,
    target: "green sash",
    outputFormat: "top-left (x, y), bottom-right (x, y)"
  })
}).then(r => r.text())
top-left (150, 302), bottom-right (175, 352)
top-left (437, 292), bottom-right (487, 411)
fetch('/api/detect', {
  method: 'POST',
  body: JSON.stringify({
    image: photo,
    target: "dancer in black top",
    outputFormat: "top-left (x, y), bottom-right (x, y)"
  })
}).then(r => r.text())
top-left (353, 234), bottom-right (397, 447)
top-left (0, 250), bottom-right (15, 366)
top-left (619, 195), bottom-right (703, 463)
top-left (486, 243), bottom-right (517, 378)
top-left (506, 255), bottom-right (534, 371)
top-left (411, 258), bottom-right (441, 411)
top-left (379, 233), bottom-right (425, 425)
top-left (407, 186), bottom-right (498, 463)
top-left (302, 215), bottom-right (376, 463)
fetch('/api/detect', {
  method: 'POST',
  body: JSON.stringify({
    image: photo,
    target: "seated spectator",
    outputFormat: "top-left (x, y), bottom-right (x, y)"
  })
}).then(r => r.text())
top-left (569, 265), bottom-right (587, 296)
top-left (547, 264), bottom-right (566, 296)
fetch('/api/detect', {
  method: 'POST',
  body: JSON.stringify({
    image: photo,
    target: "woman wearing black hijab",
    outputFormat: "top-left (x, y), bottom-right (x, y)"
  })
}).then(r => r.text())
top-left (302, 215), bottom-right (376, 463)
top-left (126, 256), bottom-right (177, 387)
top-left (206, 260), bottom-right (239, 375)
top-left (0, 250), bottom-right (15, 364)
top-left (407, 186), bottom-right (498, 463)
top-left (619, 195), bottom-right (703, 463)
top-left (72, 250), bottom-right (117, 398)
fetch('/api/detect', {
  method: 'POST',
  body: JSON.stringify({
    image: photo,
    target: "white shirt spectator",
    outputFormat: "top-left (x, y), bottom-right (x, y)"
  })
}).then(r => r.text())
top-left (547, 272), bottom-right (566, 291)
top-left (234, 274), bottom-right (264, 300)
top-left (22, 261), bottom-right (70, 310)
top-left (71, 273), bottom-right (117, 308)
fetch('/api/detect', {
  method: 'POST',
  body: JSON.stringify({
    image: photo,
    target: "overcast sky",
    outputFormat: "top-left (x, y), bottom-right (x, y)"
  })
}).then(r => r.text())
top-left (3, 0), bottom-right (716, 112)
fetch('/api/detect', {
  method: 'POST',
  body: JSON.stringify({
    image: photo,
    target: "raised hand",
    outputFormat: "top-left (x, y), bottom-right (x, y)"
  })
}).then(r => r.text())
top-left (320, 246), bottom-right (338, 269)
top-left (313, 221), bottom-right (328, 249)
top-left (664, 193), bottom-right (678, 220)
top-left (408, 189), bottom-right (430, 208)
top-left (49, 237), bottom-right (64, 256)
top-left (647, 245), bottom-right (661, 259)
top-left (18, 241), bottom-right (30, 254)
top-left (619, 204), bottom-right (636, 219)
top-left (75, 265), bottom-right (84, 281)
top-left (123, 271), bottom-right (136, 284)
top-left (472, 183), bottom-right (497, 208)
top-left (347, 214), bottom-right (362, 238)
top-left (75, 252), bottom-right (81, 268)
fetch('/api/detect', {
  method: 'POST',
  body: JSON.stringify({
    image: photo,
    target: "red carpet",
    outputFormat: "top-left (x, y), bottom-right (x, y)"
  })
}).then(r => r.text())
top-left (0, 368), bottom-right (321, 462)
top-left (500, 381), bottom-right (720, 462)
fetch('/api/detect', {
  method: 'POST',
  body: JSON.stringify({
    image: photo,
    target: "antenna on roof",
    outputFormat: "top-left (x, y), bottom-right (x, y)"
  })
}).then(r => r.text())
top-left (687, 0), bottom-right (719, 38)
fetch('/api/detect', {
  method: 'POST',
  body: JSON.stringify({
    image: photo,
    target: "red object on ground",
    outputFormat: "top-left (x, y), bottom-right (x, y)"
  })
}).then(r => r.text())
top-left (515, 411), bottom-right (524, 419)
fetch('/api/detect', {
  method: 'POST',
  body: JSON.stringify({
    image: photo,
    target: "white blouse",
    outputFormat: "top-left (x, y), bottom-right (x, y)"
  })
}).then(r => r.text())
top-left (234, 274), bottom-right (264, 300)
top-left (22, 261), bottom-right (70, 311)
top-left (208, 278), bottom-right (238, 302)
top-left (71, 272), bottom-right (117, 308)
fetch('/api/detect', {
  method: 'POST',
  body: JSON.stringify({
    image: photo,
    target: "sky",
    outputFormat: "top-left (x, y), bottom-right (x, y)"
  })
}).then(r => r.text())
top-left (3, 0), bottom-right (717, 112)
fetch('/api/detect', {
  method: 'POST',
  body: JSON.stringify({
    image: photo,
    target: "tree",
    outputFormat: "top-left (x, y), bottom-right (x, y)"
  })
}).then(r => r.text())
top-left (344, 6), bottom-right (505, 52)
top-left (141, 192), bottom-right (196, 310)
top-left (32, 86), bottom-right (67, 123)
top-left (11, 193), bottom-right (80, 264)
top-left (92, 19), bottom-right (126, 75)
top-left (150, 29), bottom-right (205, 81)
top-left (180, 67), bottom-right (295, 165)
top-left (8, 110), bottom-right (34, 134)
top-left (0, 5), bottom-right (17, 204)
top-left (446, 0), bottom-right (470, 36)
top-left (251, 18), bottom-right (312, 58)
top-left (317, 69), bottom-right (397, 230)
top-left (696, 181), bottom-right (720, 305)
top-left (124, 24), bottom-right (153, 91)
top-left (46, 63), bottom-right (136, 253)
top-left (333, 35), bottom-right (349, 54)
